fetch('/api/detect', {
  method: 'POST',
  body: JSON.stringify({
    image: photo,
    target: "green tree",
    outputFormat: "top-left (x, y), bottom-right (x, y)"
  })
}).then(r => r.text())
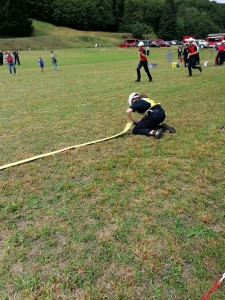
top-left (158, 0), bottom-right (177, 40)
top-left (26, 0), bottom-right (53, 23)
top-left (131, 21), bottom-right (152, 39)
top-left (0, 0), bottom-right (33, 37)
top-left (119, 0), bottom-right (144, 32)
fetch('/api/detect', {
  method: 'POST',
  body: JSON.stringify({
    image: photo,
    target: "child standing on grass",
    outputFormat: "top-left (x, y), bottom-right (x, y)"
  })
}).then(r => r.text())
top-left (38, 57), bottom-right (44, 72)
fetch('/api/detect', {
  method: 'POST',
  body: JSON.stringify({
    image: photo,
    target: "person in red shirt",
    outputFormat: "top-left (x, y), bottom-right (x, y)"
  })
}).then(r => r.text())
top-left (187, 38), bottom-right (202, 76)
top-left (135, 41), bottom-right (152, 82)
top-left (216, 41), bottom-right (225, 65)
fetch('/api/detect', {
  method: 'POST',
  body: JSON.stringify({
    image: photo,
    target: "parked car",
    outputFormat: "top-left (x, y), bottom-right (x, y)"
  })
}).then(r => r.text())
top-left (158, 41), bottom-right (171, 47)
top-left (205, 37), bottom-right (223, 48)
top-left (149, 41), bottom-right (160, 47)
top-left (195, 39), bottom-right (209, 48)
top-left (118, 38), bottom-right (139, 47)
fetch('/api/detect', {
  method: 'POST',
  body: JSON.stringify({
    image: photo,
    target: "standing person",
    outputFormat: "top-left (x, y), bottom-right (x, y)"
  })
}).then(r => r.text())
top-left (4, 51), bottom-right (16, 76)
top-left (0, 50), bottom-right (3, 65)
top-left (187, 38), bottom-right (202, 77)
top-left (146, 46), bottom-right (150, 56)
top-left (38, 57), bottom-right (44, 72)
top-left (215, 41), bottom-right (225, 65)
top-left (177, 46), bottom-right (182, 60)
top-left (50, 50), bottom-right (57, 71)
top-left (126, 92), bottom-right (176, 139)
top-left (13, 50), bottom-right (20, 65)
top-left (183, 44), bottom-right (189, 67)
top-left (135, 41), bottom-right (152, 82)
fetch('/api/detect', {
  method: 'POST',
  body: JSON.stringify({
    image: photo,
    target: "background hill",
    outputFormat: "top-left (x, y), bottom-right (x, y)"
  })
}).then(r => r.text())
top-left (0, 20), bottom-right (128, 51)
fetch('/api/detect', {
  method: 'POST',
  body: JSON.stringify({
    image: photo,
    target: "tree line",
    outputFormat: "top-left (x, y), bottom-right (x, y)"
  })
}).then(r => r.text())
top-left (1, 0), bottom-right (225, 40)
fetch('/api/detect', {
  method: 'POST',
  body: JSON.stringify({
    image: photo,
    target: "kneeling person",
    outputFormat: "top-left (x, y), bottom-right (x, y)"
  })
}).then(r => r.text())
top-left (126, 93), bottom-right (176, 139)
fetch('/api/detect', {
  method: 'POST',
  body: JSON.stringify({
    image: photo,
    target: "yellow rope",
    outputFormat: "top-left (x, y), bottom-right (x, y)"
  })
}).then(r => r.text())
top-left (0, 122), bottom-right (133, 170)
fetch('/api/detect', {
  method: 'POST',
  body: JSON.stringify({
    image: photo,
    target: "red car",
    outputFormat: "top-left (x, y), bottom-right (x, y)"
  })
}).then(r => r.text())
top-left (118, 38), bottom-right (139, 47)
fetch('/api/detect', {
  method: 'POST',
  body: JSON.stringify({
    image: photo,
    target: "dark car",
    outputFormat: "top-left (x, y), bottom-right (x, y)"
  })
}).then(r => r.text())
top-left (158, 41), bottom-right (171, 47)
top-left (149, 41), bottom-right (160, 47)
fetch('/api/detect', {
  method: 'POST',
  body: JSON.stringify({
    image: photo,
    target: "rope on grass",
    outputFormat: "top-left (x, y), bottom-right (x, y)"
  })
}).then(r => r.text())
top-left (0, 122), bottom-right (133, 171)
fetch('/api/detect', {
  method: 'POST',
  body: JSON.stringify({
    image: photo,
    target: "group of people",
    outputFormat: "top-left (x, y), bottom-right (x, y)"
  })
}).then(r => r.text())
top-left (135, 38), bottom-right (203, 82)
top-left (129, 37), bottom-right (205, 139)
top-left (0, 50), bottom-right (20, 76)
top-left (1, 49), bottom-right (58, 75)
top-left (38, 51), bottom-right (58, 72)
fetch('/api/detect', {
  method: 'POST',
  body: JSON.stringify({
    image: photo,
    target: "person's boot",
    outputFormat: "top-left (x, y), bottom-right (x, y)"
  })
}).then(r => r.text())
top-left (161, 123), bottom-right (176, 133)
top-left (153, 128), bottom-right (163, 139)
top-left (135, 79), bottom-right (140, 82)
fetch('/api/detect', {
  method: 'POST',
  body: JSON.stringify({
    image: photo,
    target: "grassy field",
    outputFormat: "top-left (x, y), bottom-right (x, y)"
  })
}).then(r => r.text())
top-left (0, 29), bottom-right (225, 300)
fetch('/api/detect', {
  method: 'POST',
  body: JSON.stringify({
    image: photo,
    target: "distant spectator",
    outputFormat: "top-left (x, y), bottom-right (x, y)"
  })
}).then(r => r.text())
top-left (50, 50), bottom-right (57, 71)
top-left (146, 46), bottom-right (150, 56)
top-left (177, 46), bottom-right (182, 60)
top-left (0, 50), bottom-right (3, 65)
top-left (4, 51), bottom-right (16, 76)
top-left (13, 50), bottom-right (20, 65)
top-left (38, 57), bottom-right (44, 72)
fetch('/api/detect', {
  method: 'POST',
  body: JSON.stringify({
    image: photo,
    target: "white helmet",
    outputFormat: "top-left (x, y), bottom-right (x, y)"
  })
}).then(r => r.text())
top-left (188, 38), bottom-right (195, 43)
top-left (128, 93), bottom-right (139, 105)
top-left (138, 41), bottom-right (144, 47)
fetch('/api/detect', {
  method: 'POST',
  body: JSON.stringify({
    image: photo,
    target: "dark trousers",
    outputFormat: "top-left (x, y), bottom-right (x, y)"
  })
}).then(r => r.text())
top-left (196, 54), bottom-right (200, 65)
top-left (133, 108), bottom-right (166, 136)
top-left (137, 60), bottom-right (152, 81)
top-left (184, 57), bottom-right (188, 67)
top-left (216, 51), bottom-right (224, 65)
top-left (188, 56), bottom-right (200, 76)
top-left (0, 57), bottom-right (3, 65)
top-left (15, 56), bottom-right (20, 65)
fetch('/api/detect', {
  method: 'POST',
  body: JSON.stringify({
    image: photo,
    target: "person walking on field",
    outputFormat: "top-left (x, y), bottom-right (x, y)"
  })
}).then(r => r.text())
top-left (135, 41), bottom-right (152, 82)
top-left (4, 51), bottom-right (16, 76)
top-left (13, 50), bottom-right (20, 65)
top-left (187, 38), bottom-right (202, 77)
top-left (215, 41), bottom-right (225, 65)
top-left (50, 50), bottom-right (57, 71)
top-left (126, 92), bottom-right (176, 139)
top-left (177, 46), bottom-right (182, 60)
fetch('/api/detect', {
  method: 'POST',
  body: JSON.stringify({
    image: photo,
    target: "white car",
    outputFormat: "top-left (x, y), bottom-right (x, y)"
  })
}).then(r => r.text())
top-left (195, 39), bottom-right (209, 48)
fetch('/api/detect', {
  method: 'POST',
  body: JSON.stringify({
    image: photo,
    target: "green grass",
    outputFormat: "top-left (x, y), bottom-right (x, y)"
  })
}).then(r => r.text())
top-left (0, 20), bottom-right (129, 50)
top-left (0, 44), bottom-right (225, 299)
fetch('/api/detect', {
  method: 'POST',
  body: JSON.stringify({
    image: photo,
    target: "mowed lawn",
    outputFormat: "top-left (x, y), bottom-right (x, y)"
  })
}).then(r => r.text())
top-left (0, 47), bottom-right (225, 299)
